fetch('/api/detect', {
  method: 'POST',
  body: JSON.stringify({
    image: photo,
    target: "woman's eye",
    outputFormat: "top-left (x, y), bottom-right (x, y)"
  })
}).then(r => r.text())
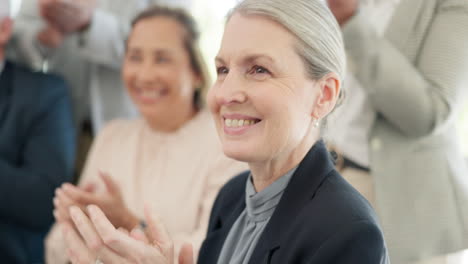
top-left (127, 54), bottom-right (142, 62)
top-left (249, 65), bottom-right (271, 75)
top-left (216, 66), bottom-right (229, 75)
top-left (155, 56), bottom-right (170, 64)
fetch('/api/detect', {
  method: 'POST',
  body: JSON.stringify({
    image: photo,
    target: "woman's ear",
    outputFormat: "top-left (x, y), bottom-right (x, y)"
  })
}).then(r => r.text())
top-left (312, 72), bottom-right (341, 120)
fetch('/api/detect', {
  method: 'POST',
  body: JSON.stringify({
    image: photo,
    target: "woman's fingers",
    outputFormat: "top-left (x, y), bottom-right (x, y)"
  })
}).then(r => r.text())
top-left (62, 222), bottom-right (95, 264)
top-left (63, 221), bottom-right (126, 264)
top-left (54, 187), bottom-right (80, 221)
top-left (68, 206), bottom-right (128, 263)
top-left (179, 243), bottom-right (194, 264)
top-left (118, 227), bottom-right (130, 236)
top-left (130, 228), bottom-right (149, 244)
top-left (87, 205), bottom-right (159, 262)
top-left (82, 182), bottom-right (98, 193)
top-left (62, 183), bottom-right (97, 204)
top-left (144, 205), bottom-right (173, 253)
top-left (69, 206), bottom-right (103, 252)
top-left (99, 171), bottom-right (122, 196)
top-left (68, 205), bottom-right (171, 263)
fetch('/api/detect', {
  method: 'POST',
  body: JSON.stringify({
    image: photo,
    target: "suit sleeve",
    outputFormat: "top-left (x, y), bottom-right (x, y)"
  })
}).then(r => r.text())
top-left (308, 220), bottom-right (389, 264)
top-left (342, 0), bottom-right (468, 138)
top-left (0, 75), bottom-right (76, 231)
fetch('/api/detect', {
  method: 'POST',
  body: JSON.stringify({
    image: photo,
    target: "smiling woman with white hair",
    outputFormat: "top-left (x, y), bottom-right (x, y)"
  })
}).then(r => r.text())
top-left (60, 0), bottom-right (389, 263)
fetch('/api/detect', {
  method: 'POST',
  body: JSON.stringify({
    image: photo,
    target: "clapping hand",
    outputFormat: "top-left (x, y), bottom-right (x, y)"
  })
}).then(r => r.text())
top-left (63, 205), bottom-right (194, 264)
top-left (39, 0), bottom-right (96, 34)
top-left (326, 0), bottom-right (359, 26)
top-left (53, 172), bottom-right (139, 231)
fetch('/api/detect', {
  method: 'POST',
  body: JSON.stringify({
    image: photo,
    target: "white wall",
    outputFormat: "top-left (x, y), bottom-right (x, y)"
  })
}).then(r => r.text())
top-left (11, 0), bottom-right (21, 17)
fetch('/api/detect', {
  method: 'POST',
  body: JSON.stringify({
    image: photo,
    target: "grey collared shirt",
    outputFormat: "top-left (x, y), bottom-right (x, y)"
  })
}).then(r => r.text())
top-left (217, 167), bottom-right (297, 264)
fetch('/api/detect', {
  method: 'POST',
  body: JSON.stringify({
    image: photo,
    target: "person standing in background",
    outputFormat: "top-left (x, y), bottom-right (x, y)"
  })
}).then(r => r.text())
top-left (0, 0), bottom-right (75, 262)
top-left (326, 0), bottom-right (468, 263)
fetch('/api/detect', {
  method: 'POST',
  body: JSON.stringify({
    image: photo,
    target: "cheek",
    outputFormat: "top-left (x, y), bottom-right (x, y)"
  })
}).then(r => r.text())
top-left (122, 67), bottom-right (135, 90)
top-left (262, 94), bottom-right (309, 143)
top-left (206, 85), bottom-right (221, 114)
top-left (169, 67), bottom-right (195, 95)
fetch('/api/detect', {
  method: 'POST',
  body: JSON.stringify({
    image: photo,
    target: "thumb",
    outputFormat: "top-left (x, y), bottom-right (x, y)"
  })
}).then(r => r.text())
top-left (130, 228), bottom-right (149, 244)
top-left (143, 204), bottom-right (174, 260)
top-left (179, 243), bottom-right (194, 264)
top-left (99, 171), bottom-right (121, 196)
top-left (82, 182), bottom-right (97, 193)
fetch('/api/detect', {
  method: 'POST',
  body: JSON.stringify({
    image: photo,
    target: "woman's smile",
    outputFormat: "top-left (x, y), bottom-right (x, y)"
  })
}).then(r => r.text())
top-left (222, 113), bottom-right (262, 135)
top-left (131, 86), bottom-right (170, 104)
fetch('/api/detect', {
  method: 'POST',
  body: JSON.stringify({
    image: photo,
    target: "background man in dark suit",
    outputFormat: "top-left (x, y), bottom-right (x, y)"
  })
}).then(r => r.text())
top-left (0, 1), bottom-right (76, 262)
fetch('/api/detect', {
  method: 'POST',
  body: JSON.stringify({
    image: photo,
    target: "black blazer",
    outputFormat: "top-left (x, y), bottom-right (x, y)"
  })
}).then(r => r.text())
top-left (0, 61), bottom-right (75, 263)
top-left (198, 141), bottom-right (389, 264)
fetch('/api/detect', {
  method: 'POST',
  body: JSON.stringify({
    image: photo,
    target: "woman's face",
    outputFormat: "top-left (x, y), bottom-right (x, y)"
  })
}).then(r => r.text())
top-left (123, 17), bottom-right (198, 129)
top-left (208, 14), bottom-right (323, 163)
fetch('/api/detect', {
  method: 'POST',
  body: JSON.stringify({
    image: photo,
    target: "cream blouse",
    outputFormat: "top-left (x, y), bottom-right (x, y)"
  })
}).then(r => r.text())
top-left (45, 110), bottom-right (247, 264)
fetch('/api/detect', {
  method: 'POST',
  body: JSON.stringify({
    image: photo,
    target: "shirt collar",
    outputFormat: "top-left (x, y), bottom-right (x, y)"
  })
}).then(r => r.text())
top-left (245, 166), bottom-right (297, 221)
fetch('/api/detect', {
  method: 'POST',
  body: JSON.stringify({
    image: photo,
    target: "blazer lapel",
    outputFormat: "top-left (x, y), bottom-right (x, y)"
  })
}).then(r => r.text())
top-left (198, 191), bottom-right (247, 264)
top-left (248, 141), bottom-right (336, 264)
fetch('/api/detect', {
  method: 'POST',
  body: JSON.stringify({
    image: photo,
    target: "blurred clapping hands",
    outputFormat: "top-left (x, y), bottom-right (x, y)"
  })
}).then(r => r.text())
top-left (36, 0), bottom-right (97, 48)
top-left (53, 171), bottom-right (140, 231)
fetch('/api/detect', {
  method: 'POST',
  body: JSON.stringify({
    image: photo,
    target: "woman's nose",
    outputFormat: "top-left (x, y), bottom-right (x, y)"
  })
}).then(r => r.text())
top-left (215, 73), bottom-right (247, 106)
top-left (136, 63), bottom-right (157, 85)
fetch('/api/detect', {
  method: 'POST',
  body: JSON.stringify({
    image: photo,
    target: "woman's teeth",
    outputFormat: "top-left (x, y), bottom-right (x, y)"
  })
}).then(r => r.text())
top-left (141, 90), bottom-right (162, 98)
top-left (224, 119), bottom-right (258, 127)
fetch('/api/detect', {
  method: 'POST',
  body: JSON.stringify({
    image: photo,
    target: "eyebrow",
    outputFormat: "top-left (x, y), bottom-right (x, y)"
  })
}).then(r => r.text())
top-left (126, 47), bottom-right (171, 55)
top-left (215, 54), bottom-right (276, 65)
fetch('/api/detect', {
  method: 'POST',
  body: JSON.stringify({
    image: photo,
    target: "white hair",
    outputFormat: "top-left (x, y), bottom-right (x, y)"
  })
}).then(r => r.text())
top-left (0, 0), bottom-right (11, 19)
top-left (228, 0), bottom-right (346, 82)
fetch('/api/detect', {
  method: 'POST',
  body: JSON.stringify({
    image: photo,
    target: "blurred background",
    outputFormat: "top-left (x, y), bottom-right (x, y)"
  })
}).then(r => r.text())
top-left (0, 0), bottom-right (468, 263)
top-left (9, 0), bottom-right (468, 158)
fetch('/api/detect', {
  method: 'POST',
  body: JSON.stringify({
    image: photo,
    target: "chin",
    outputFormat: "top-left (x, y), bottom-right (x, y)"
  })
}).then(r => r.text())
top-left (221, 143), bottom-right (259, 163)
